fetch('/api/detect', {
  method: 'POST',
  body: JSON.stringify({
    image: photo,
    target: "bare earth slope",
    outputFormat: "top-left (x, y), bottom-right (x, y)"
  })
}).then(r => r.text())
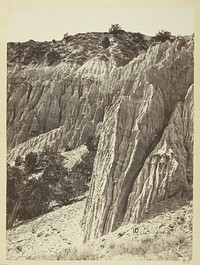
top-left (7, 198), bottom-right (192, 260)
top-left (7, 200), bottom-right (85, 260)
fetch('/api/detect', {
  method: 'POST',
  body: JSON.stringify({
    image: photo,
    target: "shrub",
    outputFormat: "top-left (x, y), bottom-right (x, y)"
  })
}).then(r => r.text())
top-left (41, 163), bottom-right (73, 205)
top-left (6, 147), bottom-right (74, 227)
top-left (17, 177), bottom-right (50, 221)
top-left (106, 229), bottom-right (188, 260)
top-left (86, 135), bottom-right (99, 152)
top-left (165, 229), bottom-right (186, 246)
top-left (63, 33), bottom-right (73, 42)
top-left (25, 152), bottom-right (38, 173)
top-left (6, 164), bottom-right (26, 228)
top-left (63, 33), bottom-right (69, 39)
top-left (46, 50), bottom-right (60, 65)
top-left (15, 155), bottom-right (23, 166)
top-left (109, 24), bottom-right (125, 36)
top-left (6, 144), bottom-right (96, 228)
top-left (69, 149), bottom-right (96, 196)
top-left (57, 246), bottom-right (96, 260)
top-left (109, 237), bottom-right (148, 256)
top-left (101, 36), bottom-right (110, 49)
top-left (154, 30), bottom-right (172, 42)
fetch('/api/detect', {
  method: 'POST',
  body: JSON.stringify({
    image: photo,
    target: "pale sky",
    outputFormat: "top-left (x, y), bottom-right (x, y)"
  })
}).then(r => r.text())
top-left (7, 7), bottom-right (194, 42)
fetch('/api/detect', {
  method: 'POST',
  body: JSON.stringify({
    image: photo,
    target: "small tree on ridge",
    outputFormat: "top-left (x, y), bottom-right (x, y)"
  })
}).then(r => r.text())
top-left (109, 24), bottom-right (125, 36)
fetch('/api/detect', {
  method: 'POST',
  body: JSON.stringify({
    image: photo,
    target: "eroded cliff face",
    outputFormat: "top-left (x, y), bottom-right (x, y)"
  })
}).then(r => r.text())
top-left (7, 32), bottom-right (152, 152)
top-left (7, 33), bottom-right (194, 242)
top-left (81, 38), bottom-right (194, 241)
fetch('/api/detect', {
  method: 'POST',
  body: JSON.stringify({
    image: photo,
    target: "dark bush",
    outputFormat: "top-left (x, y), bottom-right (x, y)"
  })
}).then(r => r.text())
top-left (63, 33), bottom-right (73, 42)
top-left (46, 50), bottom-right (60, 65)
top-left (109, 24), bottom-right (125, 36)
top-left (25, 152), bottom-right (38, 173)
top-left (17, 177), bottom-right (50, 220)
top-left (70, 150), bottom-right (96, 194)
top-left (6, 144), bottom-right (97, 228)
top-left (6, 164), bottom-right (26, 228)
top-left (86, 136), bottom-right (99, 152)
top-left (7, 148), bottom-right (73, 227)
top-left (102, 36), bottom-right (110, 49)
top-left (154, 30), bottom-right (172, 42)
top-left (15, 155), bottom-right (23, 166)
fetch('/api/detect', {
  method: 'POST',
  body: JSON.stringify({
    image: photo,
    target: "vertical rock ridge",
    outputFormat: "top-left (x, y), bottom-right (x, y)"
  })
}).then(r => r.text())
top-left (124, 99), bottom-right (190, 224)
top-left (82, 38), bottom-right (194, 241)
top-left (82, 82), bottom-right (166, 240)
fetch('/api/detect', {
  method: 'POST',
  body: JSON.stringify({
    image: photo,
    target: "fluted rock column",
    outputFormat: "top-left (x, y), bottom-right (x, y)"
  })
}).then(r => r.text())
top-left (82, 82), bottom-right (165, 241)
top-left (82, 39), bottom-right (194, 242)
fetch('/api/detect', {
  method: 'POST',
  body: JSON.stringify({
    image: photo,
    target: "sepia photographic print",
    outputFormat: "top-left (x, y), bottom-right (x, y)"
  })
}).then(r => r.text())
top-left (1, 0), bottom-right (199, 263)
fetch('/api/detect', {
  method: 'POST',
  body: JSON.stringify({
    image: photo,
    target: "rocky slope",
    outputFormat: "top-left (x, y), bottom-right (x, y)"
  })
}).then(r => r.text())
top-left (7, 198), bottom-right (192, 260)
top-left (7, 32), bottom-right (194, 247)
top-left (7, 200), bottom-right (85, 260)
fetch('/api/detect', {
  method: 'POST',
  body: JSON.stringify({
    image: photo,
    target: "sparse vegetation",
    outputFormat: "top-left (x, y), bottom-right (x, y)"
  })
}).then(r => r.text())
top-left (109, 24), bottom-right (125, 36)
top-left (50, 226), bottom-right (191, 260)
top-left (7, 147), bottom-right (69, 228)
top-left (7, 164), bottom-right (26, 228)
top-left (25, 151), bottom-right (38, 173)
top-left (104, 229), bottom-right (190, 260)
top-left (101, 36), bottom-right (110, 49)
top-left (15, 155), bottom-right (23, 166)
top-left (6, 145), bottom-right (96, 229)
top-left (46, 49), bottom-right (60, 65)
top-left (57, 246), bottom-right (97, 260)
top-left (7, 30), bottom-right (162, 67)
top-left (86, 135), bottom-right (99, 152)
top-left (63, 33), bottom-right (69, 39)
top-left (154, 30), bottom-right (172, 42)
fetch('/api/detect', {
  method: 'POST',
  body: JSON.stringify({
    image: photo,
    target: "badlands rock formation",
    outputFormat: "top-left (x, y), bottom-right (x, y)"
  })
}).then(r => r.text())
top-left (7, 32), bottom-right (194, 242)
top-left (7, 32), bottom-right (151, 152)
top-left (81, 37), bottom-right (194, 240)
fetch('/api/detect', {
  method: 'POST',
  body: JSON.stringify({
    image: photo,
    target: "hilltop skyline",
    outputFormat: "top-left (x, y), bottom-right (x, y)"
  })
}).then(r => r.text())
top-left (8, 7), bottom-right (194, 42)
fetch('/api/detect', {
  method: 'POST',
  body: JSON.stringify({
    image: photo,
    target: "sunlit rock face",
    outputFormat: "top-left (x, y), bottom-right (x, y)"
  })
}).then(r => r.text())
top-left (7, 33), bottom-right (193, 242)
top-left (81, 37), bottom-right (194, 241)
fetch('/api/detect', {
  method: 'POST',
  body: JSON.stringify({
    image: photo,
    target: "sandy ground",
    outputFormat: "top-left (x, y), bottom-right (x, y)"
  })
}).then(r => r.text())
top-left (7, 198), bottom-right (192, 261)
top-left (7, 200), bottom-right (86, 260)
